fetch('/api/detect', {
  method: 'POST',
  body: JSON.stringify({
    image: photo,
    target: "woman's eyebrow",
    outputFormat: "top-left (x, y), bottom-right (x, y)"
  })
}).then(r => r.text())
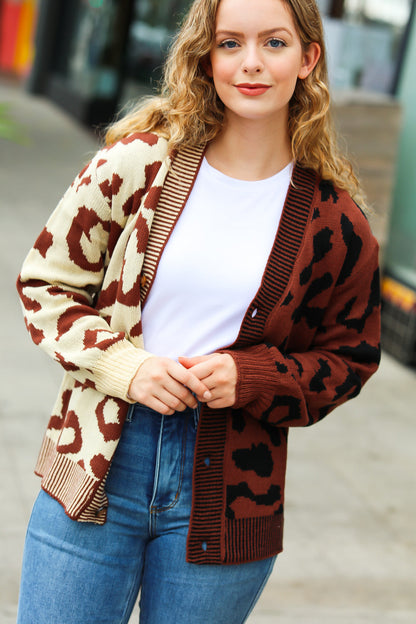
top-left (215, 27), bottom-right (293, 38)
top-left (215, 30), bottom-right (243, 37)
top-left (259, 27), bottom-right (293, 37)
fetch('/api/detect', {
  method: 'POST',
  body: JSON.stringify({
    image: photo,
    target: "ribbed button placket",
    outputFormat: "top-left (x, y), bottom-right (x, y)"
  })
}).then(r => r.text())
top-left (200, 452), bottom-right (211, 553)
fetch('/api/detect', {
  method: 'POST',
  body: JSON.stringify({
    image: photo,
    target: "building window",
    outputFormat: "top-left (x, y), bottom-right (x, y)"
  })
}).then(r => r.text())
top-left (121, 0), bottom-right (191, 104)
top-left (323, 0), bottom-right (413, 93)
top-left (67, 0), bottom-right (120, 98)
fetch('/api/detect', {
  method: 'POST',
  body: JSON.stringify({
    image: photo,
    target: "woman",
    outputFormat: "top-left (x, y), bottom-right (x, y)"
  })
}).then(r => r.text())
top-left (16, 0), bottom-right (381, 622)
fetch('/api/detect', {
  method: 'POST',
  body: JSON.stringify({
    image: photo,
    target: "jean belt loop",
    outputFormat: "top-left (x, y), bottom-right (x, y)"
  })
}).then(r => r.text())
top-left (125, 403), bottom-right (135, 423)
top-left (193, 401), bottom-right (201, 429)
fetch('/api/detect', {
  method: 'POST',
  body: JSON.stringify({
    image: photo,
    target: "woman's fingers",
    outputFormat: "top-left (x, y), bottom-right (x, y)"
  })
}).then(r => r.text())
top-left (178, 354), bottom-right (237, 407)
top-left (142, 396), bottom-right (177, 416)
top-left (128, 352), bottom-right (236, 414)
top-left (178, 355), bottom-right (217, 384)
top-left (167, 360), bottom-right (212, 401)
top-left (128, 357), bottom-right (211, 413)
top-left (178, 355), bottom-right (211, 369)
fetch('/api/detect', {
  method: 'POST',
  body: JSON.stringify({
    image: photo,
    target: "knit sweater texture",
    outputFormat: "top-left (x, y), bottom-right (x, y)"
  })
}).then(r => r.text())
top-left (17, 132), bottom-right (381, 565)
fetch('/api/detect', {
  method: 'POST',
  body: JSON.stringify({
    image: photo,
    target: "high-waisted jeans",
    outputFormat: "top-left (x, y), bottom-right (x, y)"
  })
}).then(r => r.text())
top-left (17, 403), bottom-right (276, 623)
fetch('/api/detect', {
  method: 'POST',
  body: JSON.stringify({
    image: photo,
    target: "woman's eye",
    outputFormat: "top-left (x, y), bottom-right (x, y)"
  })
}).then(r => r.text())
top-left (267, 38), bottom-right (285, 48)
top-left (219, 40), bottom-right (239, 49)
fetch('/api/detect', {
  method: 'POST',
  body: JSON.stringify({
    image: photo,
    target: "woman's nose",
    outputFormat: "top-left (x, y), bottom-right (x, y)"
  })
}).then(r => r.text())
top-left (241, 46), bottom-right (263, 73)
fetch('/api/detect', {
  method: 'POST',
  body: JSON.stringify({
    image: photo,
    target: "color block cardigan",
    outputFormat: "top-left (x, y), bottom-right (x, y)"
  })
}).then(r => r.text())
top-left (17, 132), bottom-right (381, 565)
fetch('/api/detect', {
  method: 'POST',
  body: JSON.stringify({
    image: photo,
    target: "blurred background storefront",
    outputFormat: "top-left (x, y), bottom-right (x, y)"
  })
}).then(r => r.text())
top-left (1, 0), bottom-right (412, 124)
top-left (1, 0), bottom-right (416, 366)
top-left (8, 0), bottom-right (194, 126)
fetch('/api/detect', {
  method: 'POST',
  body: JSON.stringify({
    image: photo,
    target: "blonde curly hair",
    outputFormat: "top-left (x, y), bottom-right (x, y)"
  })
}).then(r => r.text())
top-left (106, 0), bottom-right (363, 203)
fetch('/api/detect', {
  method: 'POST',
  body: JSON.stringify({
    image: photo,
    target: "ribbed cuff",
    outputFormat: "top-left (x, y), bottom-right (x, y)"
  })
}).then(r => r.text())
top-left (221, 344), bottom-right (280, 409)
top-left (92, 340), bottom-right (153, 401)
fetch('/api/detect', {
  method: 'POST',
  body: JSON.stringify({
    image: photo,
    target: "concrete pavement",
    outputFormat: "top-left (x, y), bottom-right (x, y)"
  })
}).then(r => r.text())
top-left (1, 77), bottom-right (415, 623)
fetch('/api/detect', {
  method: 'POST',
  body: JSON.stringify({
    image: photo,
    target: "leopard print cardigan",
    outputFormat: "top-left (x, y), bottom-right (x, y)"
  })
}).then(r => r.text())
top-left (17, 133), bottom-right (380, 564)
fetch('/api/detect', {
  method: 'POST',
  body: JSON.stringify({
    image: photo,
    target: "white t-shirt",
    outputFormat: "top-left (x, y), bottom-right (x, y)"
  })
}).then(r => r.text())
top-left (141, 158), bottom-right (293, 360)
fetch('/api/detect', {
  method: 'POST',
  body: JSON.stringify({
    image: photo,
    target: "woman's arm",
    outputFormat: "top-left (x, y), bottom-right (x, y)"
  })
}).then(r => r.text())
top-left (227, 243), bottom-right (380, 426)
top-left (16, 149), bottom-right (145, 401)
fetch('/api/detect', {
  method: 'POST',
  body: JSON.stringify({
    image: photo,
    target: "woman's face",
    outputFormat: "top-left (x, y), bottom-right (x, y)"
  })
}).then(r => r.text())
top-left (207, 0), bottom-right (320, 127)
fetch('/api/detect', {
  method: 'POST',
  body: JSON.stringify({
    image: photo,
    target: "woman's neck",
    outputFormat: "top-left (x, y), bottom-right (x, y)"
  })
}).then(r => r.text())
top-left (205, 116), bottom-right (293, 181)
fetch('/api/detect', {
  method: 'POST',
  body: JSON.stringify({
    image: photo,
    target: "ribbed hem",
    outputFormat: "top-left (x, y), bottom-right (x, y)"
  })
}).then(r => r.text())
top-left (91, 340), bottom-right (153, 401)
top-left (224, 512), bottom-right (284, 563)
top-left (36, 435), bottom-right (108, 525)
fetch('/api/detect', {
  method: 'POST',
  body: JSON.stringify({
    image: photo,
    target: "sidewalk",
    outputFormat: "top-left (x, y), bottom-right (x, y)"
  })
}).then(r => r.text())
top-left (1, 78), bottom-right (415, 624)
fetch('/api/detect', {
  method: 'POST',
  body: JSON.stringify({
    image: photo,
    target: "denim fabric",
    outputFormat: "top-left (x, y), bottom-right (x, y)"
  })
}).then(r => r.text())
top-left (17, 404), bottom-right (276, 623)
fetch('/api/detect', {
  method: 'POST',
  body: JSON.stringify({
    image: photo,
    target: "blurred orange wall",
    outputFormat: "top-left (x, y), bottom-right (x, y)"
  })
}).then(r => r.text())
top-left (0, 0), bottom-right (38, 76)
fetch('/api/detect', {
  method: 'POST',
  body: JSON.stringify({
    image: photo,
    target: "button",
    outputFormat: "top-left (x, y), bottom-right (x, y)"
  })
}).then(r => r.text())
top-left (251, 307), bottom-right (258, 318)
top-left (140, 274), bottom-right (147, 287)
top-left (204, 457), bottom-right (210, 467)
top-left (201, 542), bottom-right (208, 552)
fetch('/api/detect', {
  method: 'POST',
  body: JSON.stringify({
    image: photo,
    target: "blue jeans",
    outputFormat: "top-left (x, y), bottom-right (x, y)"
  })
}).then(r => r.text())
top-left (17, 404), bottom-right (276, 623)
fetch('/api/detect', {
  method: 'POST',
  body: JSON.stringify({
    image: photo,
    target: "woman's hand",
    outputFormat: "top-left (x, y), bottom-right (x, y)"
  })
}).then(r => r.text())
top-left (178, 353), bottom-right (237, 409)
top-left (128, 357), bottom-right (212, 415)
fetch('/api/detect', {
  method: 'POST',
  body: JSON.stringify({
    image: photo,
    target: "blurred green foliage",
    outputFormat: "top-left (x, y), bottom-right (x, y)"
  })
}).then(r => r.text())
top-left (0, 103), bottom-right (26, 143)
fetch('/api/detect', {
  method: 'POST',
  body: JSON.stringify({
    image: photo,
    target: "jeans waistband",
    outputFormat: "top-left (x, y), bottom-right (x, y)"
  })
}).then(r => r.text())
top-left (127, 402), bottom-right (201, 429)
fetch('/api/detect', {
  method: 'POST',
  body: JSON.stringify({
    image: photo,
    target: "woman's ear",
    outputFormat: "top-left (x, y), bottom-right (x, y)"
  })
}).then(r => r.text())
top-left (201, 54), bottom-right (213, 78)
top-left (298, 42), bottom-right (321, 80)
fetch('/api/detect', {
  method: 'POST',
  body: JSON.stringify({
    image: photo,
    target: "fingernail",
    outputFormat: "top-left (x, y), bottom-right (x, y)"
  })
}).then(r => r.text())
top-left (203, 391), bottom-right (212, 400)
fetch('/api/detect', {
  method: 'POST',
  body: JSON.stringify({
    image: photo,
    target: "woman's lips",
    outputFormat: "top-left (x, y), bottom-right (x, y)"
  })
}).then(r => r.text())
top-left (235, 83), bottom-right (271, 96)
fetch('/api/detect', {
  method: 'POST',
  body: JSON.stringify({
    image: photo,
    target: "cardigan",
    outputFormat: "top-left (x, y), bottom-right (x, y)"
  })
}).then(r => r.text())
top-left (17, 132), bottom-right (381, 565)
